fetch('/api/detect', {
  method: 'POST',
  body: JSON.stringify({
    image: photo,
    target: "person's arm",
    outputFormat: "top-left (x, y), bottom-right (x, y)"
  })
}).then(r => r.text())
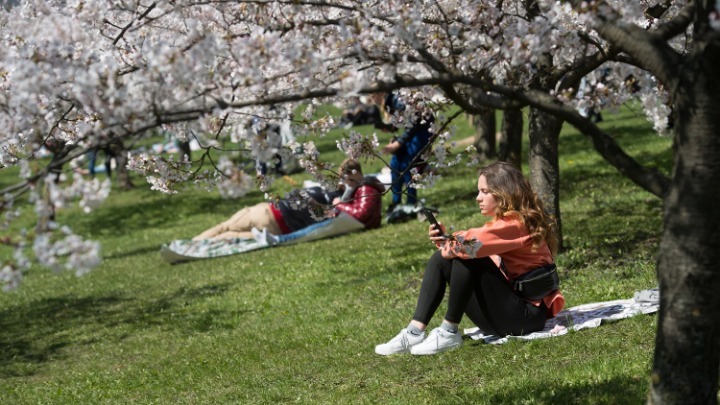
top-left (384, 113), bottom-right (432, 154)
top-left (382, 140), bottom-right (402, 154)
top-left (373, 93), bottom-right (403, 133)
top-left (375, 121), bottom-right (398, 133)
top-left (334, 185), bottom-right (382, 226)
top-left (437, 219), bottom-right (531, 260)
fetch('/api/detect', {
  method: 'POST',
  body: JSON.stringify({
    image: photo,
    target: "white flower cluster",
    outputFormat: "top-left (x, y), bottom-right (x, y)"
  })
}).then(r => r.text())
top-left (126, 153), bottom-right (193, 194)
top-left (0, 243), bottom-right (30, 291)
top-left (45, 173), bottom-right (112, 214)
top-left (0, 263), bottom-right (23, 292)
top-left (336, 131), bottom-right (380, 161)
top-left (446, 234), bottom-right (483, 257)
top-left (32, 226), bottom-right (101, 277)
top-left (0, 0), bottom-right (700, 284)
top-left (430, 131), bottom-right (464, 169)
top-left (294, 141), bottom-right (324, 178)
top-left (215, 156), bottom-right (254, 199)
top-left (408, 128), bottom-right (477, 190)
top-left (410, 167), bottom-right (440, 190)
top-left (283, 188), bottom-right (335, 222)
top-left (640, 89), bottom-right (673, 136)
top-left (1, 196), bottom-right (21, 230)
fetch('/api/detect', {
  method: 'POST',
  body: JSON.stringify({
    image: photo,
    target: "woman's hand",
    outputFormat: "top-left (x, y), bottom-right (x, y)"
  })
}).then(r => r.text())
top-left (428, 223), bottom-right (448, 244)
top-left (382, 141), bottom-right (401, 154)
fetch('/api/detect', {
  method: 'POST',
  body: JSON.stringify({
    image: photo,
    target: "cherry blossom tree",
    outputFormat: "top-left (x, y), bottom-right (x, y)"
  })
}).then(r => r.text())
top-left (1, 1), bottom-right (719, 402)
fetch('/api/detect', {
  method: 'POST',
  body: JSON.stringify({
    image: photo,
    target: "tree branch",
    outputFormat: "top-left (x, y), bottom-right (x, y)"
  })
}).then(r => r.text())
top-left (501, 87), bottom-right (671, 197)
top-left (110, 2), bottom-right (157, 45)
top-left (554, 47), bottom-right (618, 92)
top-left (595, 20), bottom-right (680, 87)
top-left (653, 2), bottom-right (695, 40)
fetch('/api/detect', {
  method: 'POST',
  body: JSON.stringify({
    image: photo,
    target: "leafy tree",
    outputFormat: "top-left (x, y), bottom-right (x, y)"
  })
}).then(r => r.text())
top-left (1, 1), bottom-right (718, 402)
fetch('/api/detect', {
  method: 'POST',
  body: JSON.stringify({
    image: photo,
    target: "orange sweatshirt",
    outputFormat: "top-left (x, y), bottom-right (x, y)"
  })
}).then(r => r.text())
top-left (436, 215), bottom-right (565, 318)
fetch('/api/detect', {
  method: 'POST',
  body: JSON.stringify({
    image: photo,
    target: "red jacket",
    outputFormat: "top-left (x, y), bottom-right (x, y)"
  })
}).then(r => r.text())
top-left (335, 177), bottom-right (385, 229)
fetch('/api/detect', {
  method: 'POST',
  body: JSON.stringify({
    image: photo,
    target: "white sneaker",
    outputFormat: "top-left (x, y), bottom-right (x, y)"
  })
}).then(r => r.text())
top-left (375, 328), bottom-right (425, 355)
top-left (410, 327), bottom-right (462, 355)
top-left (251, 227), bottom-right (269, 245)
top-left (251, 227), bottom-right (280, 246)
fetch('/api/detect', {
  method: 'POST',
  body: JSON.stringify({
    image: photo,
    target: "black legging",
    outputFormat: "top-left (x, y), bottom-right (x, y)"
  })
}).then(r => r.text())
top-left (412, 250), bottom-right (548, 337)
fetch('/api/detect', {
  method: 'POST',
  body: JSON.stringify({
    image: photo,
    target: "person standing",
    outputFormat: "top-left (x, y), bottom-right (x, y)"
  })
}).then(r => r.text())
top-left (372, 92), bottom-right (434, 214)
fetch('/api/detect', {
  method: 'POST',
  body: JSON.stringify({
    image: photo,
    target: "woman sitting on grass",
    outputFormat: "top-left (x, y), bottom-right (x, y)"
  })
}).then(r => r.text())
top-left (375, 161), bottom-right (565, 355)
top-left (193, 158), bottom-right (384, 241)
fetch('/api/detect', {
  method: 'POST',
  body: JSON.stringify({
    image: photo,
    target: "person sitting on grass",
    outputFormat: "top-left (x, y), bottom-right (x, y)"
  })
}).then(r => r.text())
top-left (375, 161), bottom-right (565, 356)
top-left (193, 158), bottom-right (384, 241)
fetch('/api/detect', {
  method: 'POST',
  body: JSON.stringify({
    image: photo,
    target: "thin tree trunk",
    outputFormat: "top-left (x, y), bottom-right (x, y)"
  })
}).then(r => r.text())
top-left (649, 50), bottom-right (720, 405)
top-left (499, 108), bottom-right (523, 168)
top-left (472, 108), bottom-right (497, 162)
top-left (528, 107), bottom-right (563, 250)
top-left (112, 141), bottom-right (135, 190)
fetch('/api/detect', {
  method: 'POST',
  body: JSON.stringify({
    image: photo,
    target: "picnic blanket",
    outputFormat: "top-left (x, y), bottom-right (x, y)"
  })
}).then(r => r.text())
top-left (464, 288), bottom-right (660, 344)
top-left (160, 212), bottom-right (365, 264)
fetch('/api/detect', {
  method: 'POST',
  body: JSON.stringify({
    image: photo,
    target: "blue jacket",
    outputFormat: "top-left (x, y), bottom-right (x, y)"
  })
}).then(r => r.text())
top-left (376, 93), bottom-right (433, 158)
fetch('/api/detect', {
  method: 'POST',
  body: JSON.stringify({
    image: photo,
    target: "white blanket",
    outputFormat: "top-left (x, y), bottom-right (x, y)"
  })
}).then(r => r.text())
top-left (160, 212), bottom-right (365, 264)
top-left (464, 293), bottom-right (659, 344)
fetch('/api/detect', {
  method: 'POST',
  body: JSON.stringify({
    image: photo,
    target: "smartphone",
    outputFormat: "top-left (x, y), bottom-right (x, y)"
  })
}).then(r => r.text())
top-left (423, 208), bottom-right (449, 239)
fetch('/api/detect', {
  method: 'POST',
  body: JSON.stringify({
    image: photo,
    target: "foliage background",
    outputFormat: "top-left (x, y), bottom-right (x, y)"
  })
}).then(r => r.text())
top-left (0, 105), bottom-right (667, 404)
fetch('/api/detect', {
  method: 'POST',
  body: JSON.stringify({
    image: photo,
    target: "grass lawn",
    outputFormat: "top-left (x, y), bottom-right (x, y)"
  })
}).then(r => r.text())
top-left (0, 104), bottom-right (668, 404)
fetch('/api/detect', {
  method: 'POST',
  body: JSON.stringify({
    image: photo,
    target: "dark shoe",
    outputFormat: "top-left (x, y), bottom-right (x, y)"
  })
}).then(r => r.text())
top-left (386, 202), bottom-right (399, 214)
top-left (386, 204), bottom-right (416, 224)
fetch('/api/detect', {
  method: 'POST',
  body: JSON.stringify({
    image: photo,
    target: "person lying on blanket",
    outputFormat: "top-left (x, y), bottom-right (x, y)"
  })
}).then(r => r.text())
top-left (375, 161), bottom-right (565, 356)
top-left (193, 158), bottom-right (384, 241)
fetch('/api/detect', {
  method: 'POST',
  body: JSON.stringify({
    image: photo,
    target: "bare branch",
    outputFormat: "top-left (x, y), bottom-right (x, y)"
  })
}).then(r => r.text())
top-left (110, 2), bottom-right (157, 45)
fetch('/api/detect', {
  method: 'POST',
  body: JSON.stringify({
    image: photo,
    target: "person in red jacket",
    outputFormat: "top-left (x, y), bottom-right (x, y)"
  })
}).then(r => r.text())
top-left (331, 158), bottom-right (384, 229)
top-left (375, 161), bottom-right (565, 356)
top-left (193, 158), bottom-right (383, 240)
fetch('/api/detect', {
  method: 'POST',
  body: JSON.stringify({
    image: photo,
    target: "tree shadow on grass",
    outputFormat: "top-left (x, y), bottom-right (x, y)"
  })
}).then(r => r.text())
top-left (479, 375), bottom-right (648, 405)
top-left (0, 282), bottom-right (245, 378)
top-left (64, 189), bottom-right (266, 238)
top-left (104, 244), bottom-right (163, 260)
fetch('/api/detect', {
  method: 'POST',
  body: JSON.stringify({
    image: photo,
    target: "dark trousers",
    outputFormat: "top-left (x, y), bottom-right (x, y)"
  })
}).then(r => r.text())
top-left (412, 251), bottom-right (548, 337)
top-left (89, 146), bottom-right (117, 178)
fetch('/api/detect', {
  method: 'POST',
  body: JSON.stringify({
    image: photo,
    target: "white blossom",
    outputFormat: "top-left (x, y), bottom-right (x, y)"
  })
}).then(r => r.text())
top-left (0, 0), bottom-right (696, 283)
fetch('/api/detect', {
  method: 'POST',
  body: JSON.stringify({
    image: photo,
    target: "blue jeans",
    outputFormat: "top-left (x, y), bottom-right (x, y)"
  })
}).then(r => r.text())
top-left (276, 219), bottom-right (331, 244)
top-left (389, 153), bottom-right (416, 206)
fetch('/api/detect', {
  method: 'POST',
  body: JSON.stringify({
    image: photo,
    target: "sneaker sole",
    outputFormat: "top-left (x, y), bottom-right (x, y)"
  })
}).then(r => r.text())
top-left (410, 343), bottom-right (462, 355)
top-left (375, 347), bottom-right (410, 356)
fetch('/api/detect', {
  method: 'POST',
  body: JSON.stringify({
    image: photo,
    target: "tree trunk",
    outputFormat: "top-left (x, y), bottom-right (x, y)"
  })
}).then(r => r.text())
top-left (499, 108), bottom-right (523, 168)
top-left (113, 143), bottom-right (135, 191)
top-left (527, 107), bottom-right (563, 250)
top-left (649, 45), bottom-right (720, 405)
top-left (524, 34), bottom-right (564, 250)
top-left (471, 108), bottom-right (497, 162)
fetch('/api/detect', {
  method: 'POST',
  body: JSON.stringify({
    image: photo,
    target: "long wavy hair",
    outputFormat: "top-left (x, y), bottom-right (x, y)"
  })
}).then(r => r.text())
top-left (478, 162), bottom-right (558, 255)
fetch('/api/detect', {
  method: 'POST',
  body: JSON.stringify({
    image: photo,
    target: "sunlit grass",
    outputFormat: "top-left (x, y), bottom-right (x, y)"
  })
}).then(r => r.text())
top-left (0, 104), bottom-right (668, 404)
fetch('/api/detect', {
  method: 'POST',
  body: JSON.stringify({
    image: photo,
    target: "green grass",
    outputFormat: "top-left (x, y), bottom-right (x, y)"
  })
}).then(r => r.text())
top-left (0, 104), bottom-right (668, 404)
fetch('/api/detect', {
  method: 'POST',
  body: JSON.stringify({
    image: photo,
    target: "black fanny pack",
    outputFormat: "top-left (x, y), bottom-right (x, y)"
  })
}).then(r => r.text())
top-left (513, 263), bottom-right (559, 300)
